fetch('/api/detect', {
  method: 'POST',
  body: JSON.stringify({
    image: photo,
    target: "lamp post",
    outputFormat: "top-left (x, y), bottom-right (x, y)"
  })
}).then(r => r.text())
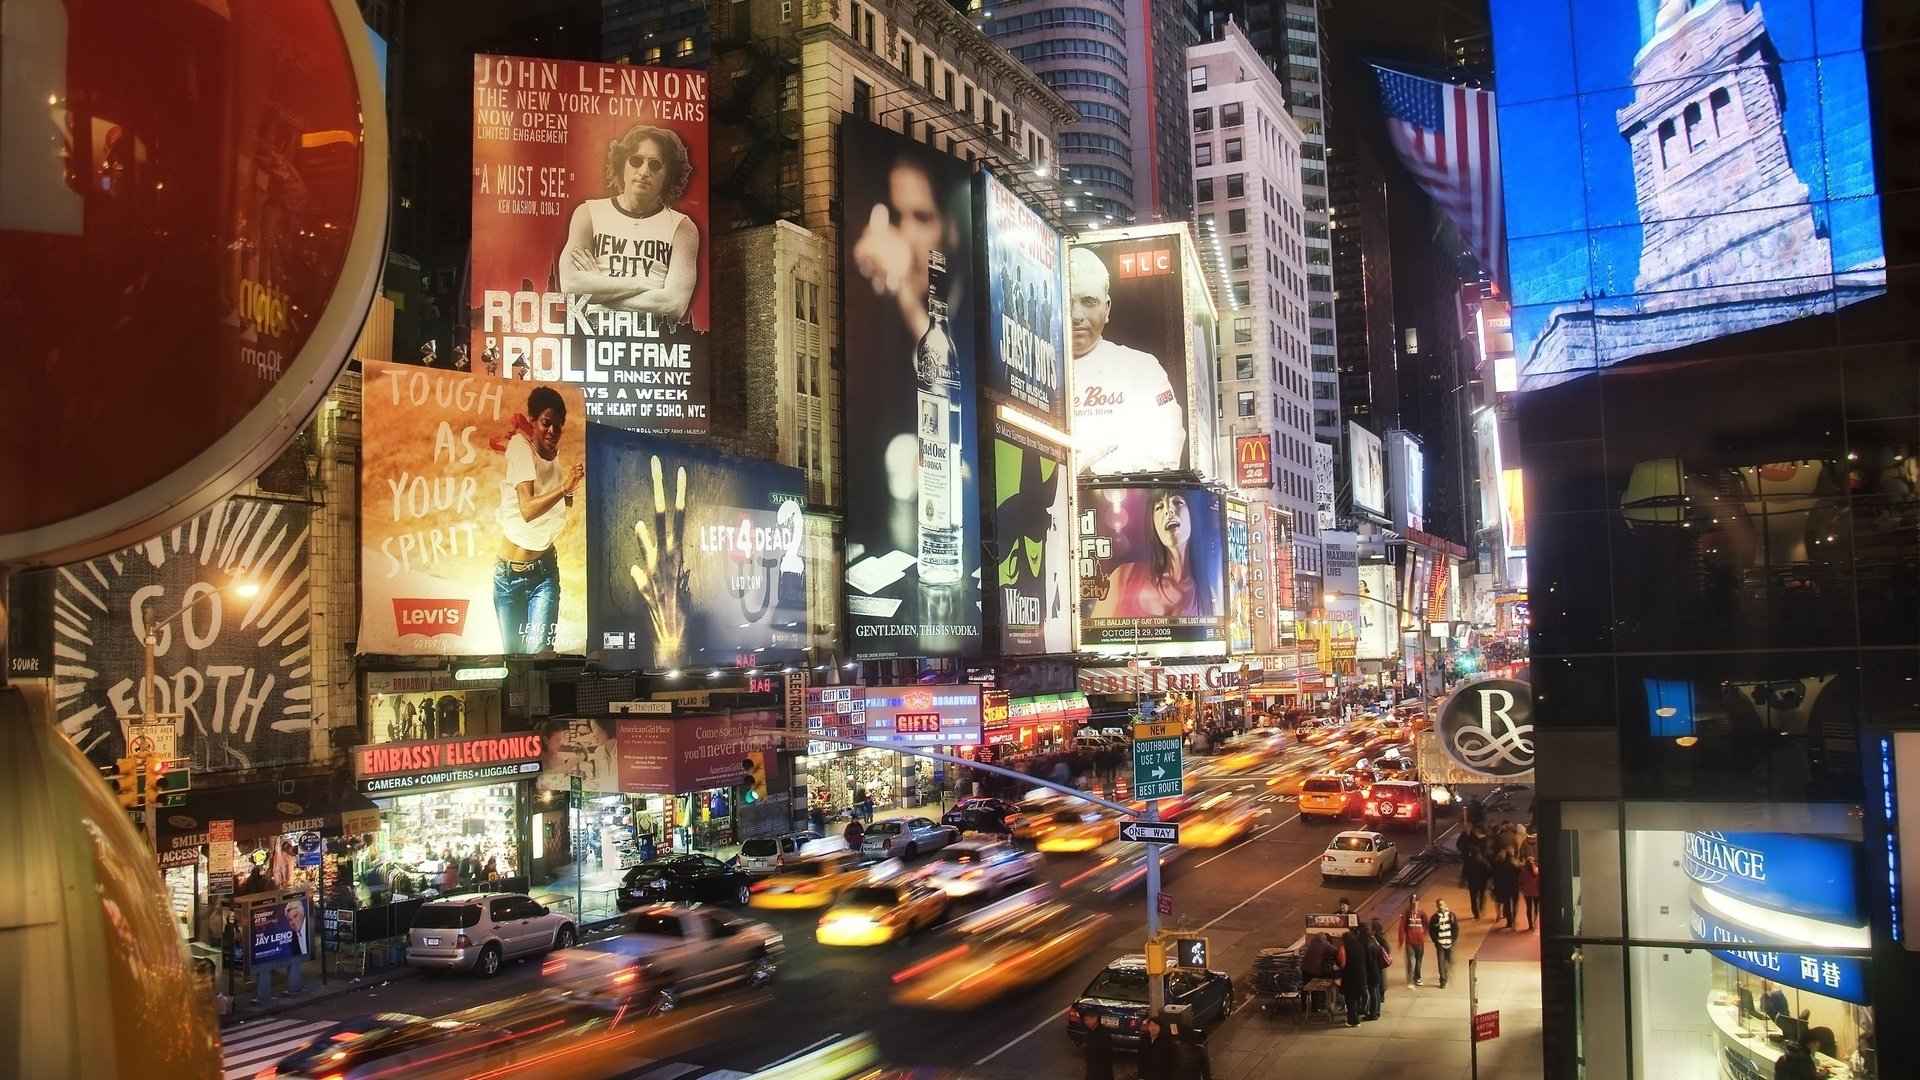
top-left (125, 576), bottom-right (259, 850)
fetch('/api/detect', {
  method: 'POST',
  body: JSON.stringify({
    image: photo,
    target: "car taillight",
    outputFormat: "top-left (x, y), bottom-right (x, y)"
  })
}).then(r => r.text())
top-left (1357, 856), bottom-right (1373, 864)
top-left (883, 838), bottom-right (894, 851)
top-left (1322, 854), bottom-right (1334, 862)
top-left (750, 882), bottom-right (771, 893)
top-left (457, 934), bottom-right (473, 948)
top-left (1366, 801), bottom-right (1378, 814)
top-left (776, 854), bottom-right (785, 869)
top-left (1066, 1006), bottom-right (1082, 1024)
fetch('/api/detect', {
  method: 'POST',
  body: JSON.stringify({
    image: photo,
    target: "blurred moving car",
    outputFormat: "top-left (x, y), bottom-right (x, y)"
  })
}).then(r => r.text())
top-left (1363, 780), bottom-right (1428, 830)
top-left (1214, 729), bottom-right (1286, 772)
top-left (405, 893), bottom-right (577, 977)
top-left (618, 853), bottom-right (755, 909)
top-left (1320, 830), bottom-right (1399, 881)
top-left (1297, 773), bottom-right (1365, 822)
top-left (1179, 793), bottom-right (1259, 848)
top-left (738, 831), bottom-right (849, 877)
top-left (914, 839), bottom-right (1043, 899)
top-left (255, 996), bottom-right (627, 1080)
top-left (1059, 840), bottom-right (1187, 898)
top-left (817, 881), bottom-right (950, 946)
top-left (1065, 955), bottom-right (1235, 1049)
top-left (940, 797), bottom-right (1024, 835)
top-left (890, 898), bottom-right (1111, 1009)
top-left (547, 903), bottom-right (782, 1014)
top-left (1033, 808), bottom-right (1120, 854)
top-left (750, 852), bottom-right (873, 910)
top-left (860, 817), bottom-right (961, 859)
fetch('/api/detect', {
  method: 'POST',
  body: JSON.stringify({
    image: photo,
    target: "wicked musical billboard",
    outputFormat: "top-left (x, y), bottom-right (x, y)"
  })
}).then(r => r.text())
top-left (469, 55), bottom-right (710, 431)
top-left (839, 115), bottom-right (982, 658)
top-left (993, 418), bottom-right (1073, 656)
top-left (358, 360), bottom-right (590, 656)
top-left (587, 427), bottom-right (809, 670)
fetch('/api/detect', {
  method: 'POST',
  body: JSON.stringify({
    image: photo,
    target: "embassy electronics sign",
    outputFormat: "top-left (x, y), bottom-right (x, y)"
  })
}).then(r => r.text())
top-left (1682, 831), bottom-right (1863, 927)
top-left (353, 732), bottom-right (544, 794)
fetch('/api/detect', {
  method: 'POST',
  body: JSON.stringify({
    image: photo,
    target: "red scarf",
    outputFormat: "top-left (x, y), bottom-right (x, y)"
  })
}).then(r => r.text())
top-left (489, 413), bottom-right (536, 453)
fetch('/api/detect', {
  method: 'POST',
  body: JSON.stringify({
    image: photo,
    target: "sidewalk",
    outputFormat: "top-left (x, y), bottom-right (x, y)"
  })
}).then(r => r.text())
top-left (1210, 876), bottom-right (1544, 1080)
top-left (215, 954), bottom-right (421, 1028)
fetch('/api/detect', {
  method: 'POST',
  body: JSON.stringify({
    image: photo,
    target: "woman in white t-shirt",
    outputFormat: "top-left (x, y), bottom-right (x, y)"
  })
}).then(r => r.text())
top-left (490, 385), bottom-right (584, 653)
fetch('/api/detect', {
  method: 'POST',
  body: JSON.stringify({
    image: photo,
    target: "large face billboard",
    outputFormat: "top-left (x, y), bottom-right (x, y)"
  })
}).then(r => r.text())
top-left (53, 498), bottom-right (314, 771)
top-left (469, 56), bottom-right (710, 431)
top-left (359, 360), bottom-right (589, 655)
top-left (1348, 423), bottom-right (1387, 519)
top-left (1225, 499), bottom-right (1254, 655)
top-left (587, 427), bottom-right (809, 670)
top-left (994, 419), bottom-right (1074, 656)
top-left (1077, 485), bottom-right (1227, 652)
top-left (1473, 409), bottom-right (1505, 536)
top-left (1069, 235), bottom-right (1192, 477)
top-left (1389, 431), bottom-right (1425, 534)
top-left (839, 116), bottom-right (982, 658)
top-left (981, 172), bottom-right (1067, 425)
top-left (1492, 0), bottom-right (1882, 391)
top-left (1357, 564), bottom-right (1397, 661)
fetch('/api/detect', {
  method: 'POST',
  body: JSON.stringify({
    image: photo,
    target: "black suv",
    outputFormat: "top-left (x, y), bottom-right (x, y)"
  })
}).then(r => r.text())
top-left (941, 798), bottom-right (1023, 835)
top-left (617, 854), bottom-right (754, 909)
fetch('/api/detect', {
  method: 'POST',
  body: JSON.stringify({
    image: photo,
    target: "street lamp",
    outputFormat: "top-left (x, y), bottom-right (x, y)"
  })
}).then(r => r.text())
top-left (126, 572), bottom-right (259, 850)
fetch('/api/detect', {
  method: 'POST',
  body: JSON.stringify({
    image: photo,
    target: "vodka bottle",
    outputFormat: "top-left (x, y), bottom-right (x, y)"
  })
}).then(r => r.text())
top-left (914, 249), bottom-right (964, 588)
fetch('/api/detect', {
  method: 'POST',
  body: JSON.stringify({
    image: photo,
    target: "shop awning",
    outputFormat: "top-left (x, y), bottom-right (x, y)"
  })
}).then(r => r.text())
top-left (1004, 692), bottom-right (1090, 726)
top-left (156, 778), bottom-right (380, 862)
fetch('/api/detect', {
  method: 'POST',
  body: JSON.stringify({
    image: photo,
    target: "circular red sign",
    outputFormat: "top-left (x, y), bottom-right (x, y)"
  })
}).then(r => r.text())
top-left (0, 0), bottom-right (387, 567)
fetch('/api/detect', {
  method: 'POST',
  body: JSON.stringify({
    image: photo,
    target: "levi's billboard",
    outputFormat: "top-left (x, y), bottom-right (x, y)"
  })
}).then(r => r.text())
top-left (357, 361), bottom-right (589, 656)
top-left (352, 732), bottom-right (545, 794)
top-left (1234, 435), bottom-right (1273, 489)
top-left (469, 55), bottom-right (710, 431)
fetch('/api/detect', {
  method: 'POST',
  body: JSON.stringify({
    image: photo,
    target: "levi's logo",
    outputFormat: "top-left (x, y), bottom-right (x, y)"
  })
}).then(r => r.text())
top-left (394, 598), bottom-right (469, 635)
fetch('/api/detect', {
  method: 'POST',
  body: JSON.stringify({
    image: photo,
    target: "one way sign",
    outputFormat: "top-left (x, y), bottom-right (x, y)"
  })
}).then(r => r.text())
top-left (1118, 819), bottom-right (1181, 845)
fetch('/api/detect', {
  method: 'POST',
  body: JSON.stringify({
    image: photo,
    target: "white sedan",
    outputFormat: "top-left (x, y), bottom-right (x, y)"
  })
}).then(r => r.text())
top-left (860, 816), bottom-right (960, 859)
top-left (1320, 830), bottom-right (1399, 881)
top-left (915, 839), bottom-right (1044, 898)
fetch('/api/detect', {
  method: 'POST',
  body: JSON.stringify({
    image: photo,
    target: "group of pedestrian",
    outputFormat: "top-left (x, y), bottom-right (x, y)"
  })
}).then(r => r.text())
top-left (1079, 1013), bottom-right (1211, 1080)
top-left (1458, 824), bottom-right (1541, 930)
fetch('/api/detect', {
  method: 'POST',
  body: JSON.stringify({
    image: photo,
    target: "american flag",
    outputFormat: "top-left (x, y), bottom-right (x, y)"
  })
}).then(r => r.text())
top-left (1373, 65), bottom-right (1506, 291)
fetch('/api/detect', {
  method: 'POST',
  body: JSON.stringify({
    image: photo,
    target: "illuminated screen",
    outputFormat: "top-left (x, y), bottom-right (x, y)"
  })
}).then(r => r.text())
top-left (1492, 0), bottom-right (1882, 391)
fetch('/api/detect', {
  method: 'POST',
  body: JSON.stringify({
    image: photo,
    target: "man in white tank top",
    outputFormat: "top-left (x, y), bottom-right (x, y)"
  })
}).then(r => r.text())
top-left (559, 124), bottom-right (700, 326)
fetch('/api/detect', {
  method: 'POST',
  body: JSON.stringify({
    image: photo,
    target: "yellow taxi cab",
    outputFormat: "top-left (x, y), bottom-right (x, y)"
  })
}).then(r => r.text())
top-left (1180, 793), bottom-right (1259, 847)
top-left (890, 902), bottom-right (1112, 1009)
top-left (1297, 772), bottom-right (1365, 823)
top-left (1034, 809), bottom-right (1121, 853)
top-left (748, 852), bottom-right (870, 911)
top-left (816, 881), bottom-right (950, 946)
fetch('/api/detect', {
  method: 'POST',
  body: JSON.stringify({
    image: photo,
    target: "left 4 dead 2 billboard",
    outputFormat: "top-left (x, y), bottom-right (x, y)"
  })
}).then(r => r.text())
top-left (358, 361), bottom-right (590, 656)
top-left (469, 55), bottom-right (710, 432)
top-left (588, 427), bottom-right (810, 671)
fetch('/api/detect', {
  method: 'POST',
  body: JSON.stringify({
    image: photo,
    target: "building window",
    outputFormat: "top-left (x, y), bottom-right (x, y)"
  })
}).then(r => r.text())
top-left (1709, 86), bottom-right (1736, 137)
top-left (1230, 244), bottom-right (1248, 270)
top-left (1403, 326), bottom-right (1419, 354)
top-left (1224, 137), bottom-right (1243, 163)
top-left (1236, 354), bottom-right (1255, 380)
top-left (1197, 178), bottom-right (1214, 203)
top-left (1228, 208), bottom-right (1247, 234)
top-left (1190, 66), bottom-right (1208, 92)
top-left (1234, 317), bottom-right (1253, 344)
top-left (862, 9), bottom-right (876, 49)
top-left (1227, 174), bottom-right (1245, 199)
top-left (782, 0), bottom-right (792, 21)
top-left (1684, 101), bottom-right (1706, 152)
top-left (943, 70), bottom-right (955, 103)
top-left (923, 56), bottom-right (934, 88)
top-left (852, 78), bottom-right (872, 121)
top-left (1238, 391), bottom-right (1256, 417)
top-left (1193, 107), bottom-right (1213, 132)
top-left (964, 86), bottom-right (975, 116)
top-left (1221, 102), bottom-right (1243, 127)
top-left (902, 108), bottom-right (914, 137)
top-left (1232, 281), bottom-right (1251, 306)
top-left (1195, 143), bottom-right (1213, 167)
top-left (795, 279), bottom-right (806, 321)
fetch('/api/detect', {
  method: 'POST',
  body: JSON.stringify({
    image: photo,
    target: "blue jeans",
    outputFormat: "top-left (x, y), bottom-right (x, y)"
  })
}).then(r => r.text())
top-left (494, 549), bottom-right (559, 654)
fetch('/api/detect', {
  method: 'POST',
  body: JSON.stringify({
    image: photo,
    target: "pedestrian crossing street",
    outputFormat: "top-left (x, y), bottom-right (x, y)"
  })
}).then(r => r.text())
top-left (219, 1016), bottom-right (754, 1080)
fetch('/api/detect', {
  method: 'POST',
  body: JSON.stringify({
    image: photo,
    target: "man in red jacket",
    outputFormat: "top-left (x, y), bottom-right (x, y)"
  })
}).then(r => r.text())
top-left (1397, 895), bottom-right (1429, 986)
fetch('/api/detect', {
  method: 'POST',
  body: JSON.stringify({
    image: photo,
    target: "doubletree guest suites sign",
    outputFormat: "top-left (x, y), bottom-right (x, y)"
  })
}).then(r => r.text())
top-left (352, 732), bottom-right (544, 794)
top-left (1434, 676), bottom-right (1534, 779)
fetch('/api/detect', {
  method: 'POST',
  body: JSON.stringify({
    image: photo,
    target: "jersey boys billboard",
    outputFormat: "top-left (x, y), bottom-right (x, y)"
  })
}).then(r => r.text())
top-left (358, 361), bottom-right (590, 656)
top-left (981, 171), bottom-right (1066, 425)
top-left (839, 116), bottom-right (983, 659)
top-left (469, 55), bottom-right (710, 431)
top-left (587, 427), bottom-right (809, 671)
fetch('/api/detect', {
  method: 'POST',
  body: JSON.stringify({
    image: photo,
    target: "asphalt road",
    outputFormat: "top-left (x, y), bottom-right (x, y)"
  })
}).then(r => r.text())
top-left (226, 735), bottom-right (1437, 1077)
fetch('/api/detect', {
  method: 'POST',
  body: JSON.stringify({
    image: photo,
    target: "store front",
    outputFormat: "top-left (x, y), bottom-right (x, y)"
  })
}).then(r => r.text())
top-left (986, 691), bottom-right (1088, 762)
top-left (1555, 803), bottom-right (1876, 1079)
top-left (859, 685), bottom-right (983, 812)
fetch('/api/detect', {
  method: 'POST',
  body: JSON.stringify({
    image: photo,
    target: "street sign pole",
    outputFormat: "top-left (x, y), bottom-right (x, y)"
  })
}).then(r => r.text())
top-left (1145, 797), bottom-right (1164, 1022)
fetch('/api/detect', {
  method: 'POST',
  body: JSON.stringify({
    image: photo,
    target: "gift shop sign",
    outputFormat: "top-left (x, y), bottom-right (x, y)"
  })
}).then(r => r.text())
top-left (352, 733), bottom-right (544, 794)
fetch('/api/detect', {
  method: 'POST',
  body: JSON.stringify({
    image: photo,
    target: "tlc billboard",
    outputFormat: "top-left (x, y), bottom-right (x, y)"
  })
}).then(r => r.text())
top-left (469, 55), bottom-right (710, 432)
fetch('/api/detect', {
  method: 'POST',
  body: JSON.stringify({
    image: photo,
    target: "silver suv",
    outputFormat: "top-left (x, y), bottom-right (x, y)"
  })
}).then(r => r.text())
top-left (738, 831), bottom-right (849, 876)
top-left (406, 893), bottom-right (578, 977)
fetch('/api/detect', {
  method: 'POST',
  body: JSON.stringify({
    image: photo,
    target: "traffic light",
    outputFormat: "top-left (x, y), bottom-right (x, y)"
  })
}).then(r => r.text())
top-left (145, 755), bottom-right (169, 799)
top-left (740, 753), bottom-right (769, 804)
top-left (114, 754), bottom-right (143, 810)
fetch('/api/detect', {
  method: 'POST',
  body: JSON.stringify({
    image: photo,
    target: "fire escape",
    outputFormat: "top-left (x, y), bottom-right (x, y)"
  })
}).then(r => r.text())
top-left (710, 2), bottom-right (801, 229)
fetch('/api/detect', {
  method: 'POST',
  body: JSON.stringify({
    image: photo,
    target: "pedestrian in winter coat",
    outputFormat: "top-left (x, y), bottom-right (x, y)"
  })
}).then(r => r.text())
top-left (844, 818), bottom-right (865, 849)
top-left (1397, 897), bottom-right (1429, 986)
top-left (1491, 849), bottom-right (1522, 928)
top-left (1136, 1016), bottom-right (1174, 1080)
top-left (1359, 921), bottom-right (1385, 1019)
top-left (1430, 899), bottom-right (1460, 987)
top-left (1518, 857), bottom-right (1542, 930)
top-left (1302, 932), bottom-right (1340, 979)
top-left (1368, 920), bottom-right (1392, 1017)
top-left (1166, 1024), bottom-right (1213, 1079)
top-left (1339, 928), bottom-right (1373, 1027)
top-left (1077, 1013), bottom-right (1115, 1080)
top-left (1463, 849), bottom-right (1493, 919)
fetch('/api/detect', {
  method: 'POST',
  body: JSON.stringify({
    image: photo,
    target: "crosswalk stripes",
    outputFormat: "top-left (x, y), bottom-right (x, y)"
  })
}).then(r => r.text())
top-left (220, 1017), bottom-right (337, 1079)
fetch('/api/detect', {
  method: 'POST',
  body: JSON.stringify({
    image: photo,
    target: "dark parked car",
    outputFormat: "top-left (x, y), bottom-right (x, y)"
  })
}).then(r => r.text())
top-left (1065, 955), bottom-right (1234, 1049)
top-left (618, 854), bottom-right (754, 909)
top-left (942, 798), bottom-right (1023, 835)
